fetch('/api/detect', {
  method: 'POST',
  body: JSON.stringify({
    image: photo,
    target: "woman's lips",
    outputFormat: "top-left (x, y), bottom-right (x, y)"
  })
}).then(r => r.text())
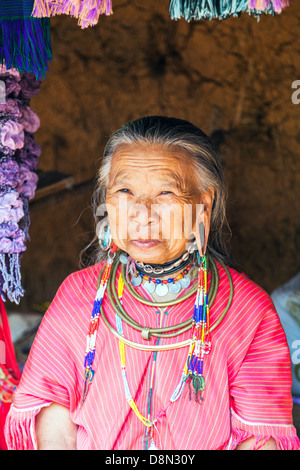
top-left (130, 239), bottom-right (162, 248)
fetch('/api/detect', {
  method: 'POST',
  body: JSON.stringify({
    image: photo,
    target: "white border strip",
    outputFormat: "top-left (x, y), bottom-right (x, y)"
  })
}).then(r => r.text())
top-left (10, 402), bottom-right (52, 413)
top-left (231, 407), bottom-right (293, 428)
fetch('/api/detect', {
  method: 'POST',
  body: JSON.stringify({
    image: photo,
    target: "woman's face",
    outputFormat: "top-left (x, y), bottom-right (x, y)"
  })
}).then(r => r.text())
top-left (105, 142), bottom-right (214, 264)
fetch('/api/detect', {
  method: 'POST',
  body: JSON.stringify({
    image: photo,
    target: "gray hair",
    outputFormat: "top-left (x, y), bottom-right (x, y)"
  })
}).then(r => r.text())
top-left (79, 116), bottom-right (233, 267)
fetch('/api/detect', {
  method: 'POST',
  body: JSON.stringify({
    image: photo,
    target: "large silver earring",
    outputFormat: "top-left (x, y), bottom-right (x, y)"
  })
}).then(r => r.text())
top-left (192, 204), bottom-right (206, 257)
top-left (187, 237), bottom-right (197, 254)
top-left (98, 220), bottom-right (112, 251)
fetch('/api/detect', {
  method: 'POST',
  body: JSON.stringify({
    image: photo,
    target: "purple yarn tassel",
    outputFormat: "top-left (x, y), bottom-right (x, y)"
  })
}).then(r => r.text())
top-left (272, 0), bottom-right (290, 11)
top-left (31, 0), bottom-right (113, 29)
top-left (248, 0), bottom-right (290, 11)
top-left (0, 68), bottom-right (42, 303)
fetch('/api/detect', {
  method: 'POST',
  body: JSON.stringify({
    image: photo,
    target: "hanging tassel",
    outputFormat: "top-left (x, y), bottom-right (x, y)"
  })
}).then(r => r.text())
top-left (169, 0), bottom-right (290, 21)
top-left (81, 367), bottom-right (94, 405)
top-left (0, 17), bottom-right (52, 80)
top-left (31, 0), bottom-right (53, 17)
top-left (79, 0), bottom-right (113, 28)
top-left (249, 0), bottom-right (269, 8)
top-left (271, 0), bottom-right (290, 12)
top-left (169, 0), bottom-right (249, 21)
top-left (31, 0), bottom-right (113, 29)
top-left (187, 373), bottom-right (205, 403)
top-left (186, 355), bottom-right (206, 404)
top-left (0, 70), bottom-right (42, 304)
top-left (248, 0), bottom-right (290, 12)
top-left (185, 254), bottom-right (210, 404)
top-left (0, 253), bottom-right (24, 304)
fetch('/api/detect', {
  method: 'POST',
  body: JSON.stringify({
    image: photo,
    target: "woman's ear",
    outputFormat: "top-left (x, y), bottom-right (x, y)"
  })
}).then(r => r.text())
top-left (191, 189), bottom-right (215, 256)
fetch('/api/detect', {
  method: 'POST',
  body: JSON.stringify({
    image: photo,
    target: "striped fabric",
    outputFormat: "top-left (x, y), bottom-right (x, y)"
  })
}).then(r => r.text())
top-left (0, 0), bottom-right (34, 16)
top-left (0, 0), bottom-right (52, 79)
top-left (4, 260), bottom-right (300, 450)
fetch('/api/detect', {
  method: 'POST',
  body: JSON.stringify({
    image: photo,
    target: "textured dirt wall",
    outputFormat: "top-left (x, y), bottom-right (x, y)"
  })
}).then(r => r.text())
top-left (8, 0), bottom-right (300, 310)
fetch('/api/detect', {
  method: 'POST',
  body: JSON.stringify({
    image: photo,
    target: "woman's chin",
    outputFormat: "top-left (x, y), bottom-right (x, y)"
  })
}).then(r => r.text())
top-left (126, 240), bottom-right (167, 263)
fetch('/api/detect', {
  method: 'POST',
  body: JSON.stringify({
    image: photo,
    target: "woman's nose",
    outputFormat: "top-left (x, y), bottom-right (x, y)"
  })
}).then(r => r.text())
top-left (128, 198), bottom-right (159, 226)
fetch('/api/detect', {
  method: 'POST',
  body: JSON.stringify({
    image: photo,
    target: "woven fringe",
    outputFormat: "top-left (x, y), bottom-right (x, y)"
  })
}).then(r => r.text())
top-left (248, 0), bottom-right (290, 12)
top-left (0, 253), bottom-right (24, 304)
top-left (4, 404), bottom-right (50, 450)
top-left (222, 426), bottom-right (300, 450)
top-left (31, 0), bottom-right (113, 29)
top-left (0, 17), bottom-right (52, 80)
top-left (170, 0), bottom-right (248, 21)
top-left (169, 0), bottom-right (289, 21)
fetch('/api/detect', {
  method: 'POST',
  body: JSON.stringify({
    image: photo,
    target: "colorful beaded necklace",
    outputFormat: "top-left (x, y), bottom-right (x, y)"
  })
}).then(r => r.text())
top-left (129, 262), bottom-right (195, 296)
top-left (82, 243), bottom-right (118, 404)
top-left (82, 245), bottom-right (212, 411)
top-left (115, 263), bottom-right (208, 449)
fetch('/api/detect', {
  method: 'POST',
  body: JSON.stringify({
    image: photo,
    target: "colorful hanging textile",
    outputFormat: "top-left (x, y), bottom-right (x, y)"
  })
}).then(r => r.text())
top-left (0, 0), bottom-right (52, 80)
top-left (0, 65), bottom-right (42, 304)
top-left (169, 0), bottom-right (290, 21)
top-left (31, 0), bottom-right (113, 29)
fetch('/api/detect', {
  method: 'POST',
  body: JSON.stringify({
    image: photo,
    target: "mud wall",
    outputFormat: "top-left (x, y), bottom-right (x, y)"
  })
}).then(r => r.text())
top-left (9, 1), bottom-right (300, 311)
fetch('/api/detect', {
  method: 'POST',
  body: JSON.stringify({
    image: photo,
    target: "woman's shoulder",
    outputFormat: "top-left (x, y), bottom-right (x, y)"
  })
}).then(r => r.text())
top-left (216, 259), bottom-right (276, 318)
top-left (52, 261), bottom-right (106, 303)
top-left (41, 261), bottom-right (106, 328)
top-left (67, 261), bottom-right (105, 287)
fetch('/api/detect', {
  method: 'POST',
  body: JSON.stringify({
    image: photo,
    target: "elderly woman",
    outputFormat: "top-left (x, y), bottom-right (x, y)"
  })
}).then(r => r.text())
top-left (4, 116), bottom-right (300, 450)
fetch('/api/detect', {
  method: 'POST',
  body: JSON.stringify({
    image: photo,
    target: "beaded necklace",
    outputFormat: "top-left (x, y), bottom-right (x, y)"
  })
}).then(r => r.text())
top-left (116, 272), bottom-right (190, 449)
top-left (82, 244), bottom-right (118, 404)
top-left (83, 247), bottom-right (211, 410)
top-left (130, 262), bottom-right (195, 296)
top-left (187, 253), bottom-right (211, 401)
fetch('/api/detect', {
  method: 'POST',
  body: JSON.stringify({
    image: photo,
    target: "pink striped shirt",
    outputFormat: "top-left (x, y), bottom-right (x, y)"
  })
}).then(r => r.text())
top-left (5, 259), bottom-right (300, 449)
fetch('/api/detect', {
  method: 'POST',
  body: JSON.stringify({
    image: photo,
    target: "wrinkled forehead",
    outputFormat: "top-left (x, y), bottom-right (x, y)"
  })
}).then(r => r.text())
top-left (108, 143), bottom-right (198, 189)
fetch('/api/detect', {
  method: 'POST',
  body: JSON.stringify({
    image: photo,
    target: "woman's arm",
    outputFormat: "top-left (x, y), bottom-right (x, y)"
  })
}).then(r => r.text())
top-left (227, 283), bottom-right (300, 450)
top-left (35, 402), bottom-right (78, 450)
top-left (236, 437), bottom-right (277, 450)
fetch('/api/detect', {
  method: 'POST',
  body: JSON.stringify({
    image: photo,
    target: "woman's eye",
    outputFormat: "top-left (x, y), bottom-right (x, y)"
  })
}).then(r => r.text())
top-left (159, 191), bottom-right (173, 195)
top-left (118, 188), bottom-right (132, 194)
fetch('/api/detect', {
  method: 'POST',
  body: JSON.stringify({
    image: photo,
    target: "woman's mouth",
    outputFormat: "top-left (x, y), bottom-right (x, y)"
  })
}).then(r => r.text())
top-left (130, 239), bottom-right (162, 249)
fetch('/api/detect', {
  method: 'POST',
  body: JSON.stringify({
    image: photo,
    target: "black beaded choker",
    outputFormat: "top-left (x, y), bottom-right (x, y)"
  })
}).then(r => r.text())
top-left (136, 257), bottom-right (192, 277)
top-left (134, 250), bottom-right (194, 276)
